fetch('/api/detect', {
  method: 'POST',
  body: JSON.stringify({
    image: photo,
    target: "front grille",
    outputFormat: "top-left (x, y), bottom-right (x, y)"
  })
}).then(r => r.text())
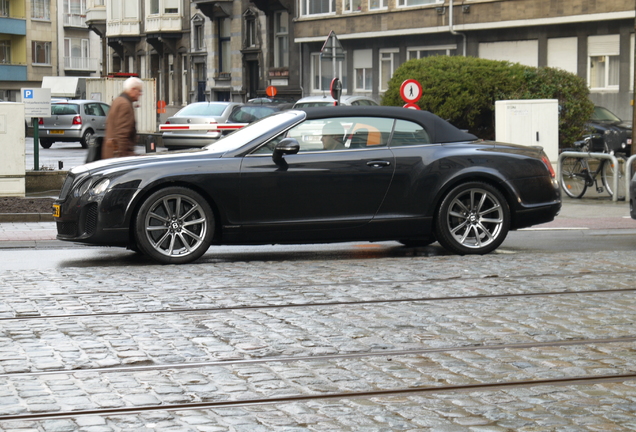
top-left (59, 174), bottom-right (75, 200)
top-left (84, 203), bottom-right (98, 236)
top-left (57, 221), bottom-right (77, 236)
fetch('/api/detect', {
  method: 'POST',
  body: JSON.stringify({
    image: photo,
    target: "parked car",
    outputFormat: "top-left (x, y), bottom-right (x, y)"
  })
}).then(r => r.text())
top-left (52, 106), bottom-right (560, 264)
top-left (38, 100), bottom-right (110, 149)
top-left (293, 95), bottom-right (378, 108)
top-left (161, 101), bottom-right (243, 149)
top-left (226, 102), bottom-right (293, 124)
top-left (586, 106), bottom-right (632, 154)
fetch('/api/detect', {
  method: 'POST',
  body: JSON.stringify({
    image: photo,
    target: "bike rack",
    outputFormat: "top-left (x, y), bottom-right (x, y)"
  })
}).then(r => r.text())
top-left (625, 154), bottom-right (636, 203)
top-left (557, 151), bottom-right (620, 202)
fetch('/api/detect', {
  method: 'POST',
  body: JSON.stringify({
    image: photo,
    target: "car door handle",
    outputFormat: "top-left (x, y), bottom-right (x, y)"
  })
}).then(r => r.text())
top-left (366, 160), bottom-right (391, 168)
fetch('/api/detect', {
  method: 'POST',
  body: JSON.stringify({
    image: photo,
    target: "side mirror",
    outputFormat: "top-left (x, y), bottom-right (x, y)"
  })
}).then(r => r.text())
top-left (273, 138), bottom-right (300, 164)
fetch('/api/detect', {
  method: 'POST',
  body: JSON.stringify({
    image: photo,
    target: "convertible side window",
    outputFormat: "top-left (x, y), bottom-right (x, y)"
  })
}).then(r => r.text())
top-left (390, 119), bottom-right (431, 146)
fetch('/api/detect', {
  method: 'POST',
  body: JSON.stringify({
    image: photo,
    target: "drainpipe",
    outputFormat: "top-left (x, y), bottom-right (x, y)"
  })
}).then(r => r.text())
top-left (449, 0), bottom-right (467, 56)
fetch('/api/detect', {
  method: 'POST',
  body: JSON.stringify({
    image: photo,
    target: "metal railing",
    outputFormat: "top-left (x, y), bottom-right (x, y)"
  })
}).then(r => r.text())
top-left (557, 151), bottom-right (621, 202)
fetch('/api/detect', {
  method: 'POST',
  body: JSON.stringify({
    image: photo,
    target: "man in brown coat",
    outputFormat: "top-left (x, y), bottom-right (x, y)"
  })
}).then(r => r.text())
top-left (102, 77), bottom-right (143, 159)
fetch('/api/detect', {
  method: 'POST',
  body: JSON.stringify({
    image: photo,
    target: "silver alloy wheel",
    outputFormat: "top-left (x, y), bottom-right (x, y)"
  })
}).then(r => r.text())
top-left (445, 187), bottom-right (504, 249)
top-left (143, 193), bottom-right (209, 258)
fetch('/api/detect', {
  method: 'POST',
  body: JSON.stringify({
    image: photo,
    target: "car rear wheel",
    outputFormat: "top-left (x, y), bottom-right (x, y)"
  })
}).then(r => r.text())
top-left (135, 187), bottom-right (215, 264)
top-left (39, 139), bottom-right (53, 149)
top-left (434, 182), bottom-right (510, 255)
top-left (81, 129), bottom-right (93, 149)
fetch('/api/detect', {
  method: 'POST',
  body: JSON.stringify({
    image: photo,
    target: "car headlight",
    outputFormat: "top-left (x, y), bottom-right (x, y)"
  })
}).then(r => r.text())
top-left (73, 178), bottom-right (92, 197)
top-left (91, 178), bottom-right (110, 196)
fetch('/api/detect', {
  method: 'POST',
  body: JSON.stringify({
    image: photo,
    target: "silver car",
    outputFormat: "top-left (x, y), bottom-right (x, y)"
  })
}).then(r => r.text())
top-left (292, 95), bottom-right (378, 108)
top-left (161, 101), bottom-right (243, 149)
top-left (39, 100), bottom-right (110, 149)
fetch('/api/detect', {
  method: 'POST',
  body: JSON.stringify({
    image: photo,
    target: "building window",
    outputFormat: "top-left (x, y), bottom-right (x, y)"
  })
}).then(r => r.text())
top-left (150, 0), bottom-right (159, 14)
top-left (0, 0), bottom-right (9, 17)
top-left (301, 0), bottom-right (335, 16)
top-left (369, 0), bottom-right (387, 10)
top-left (63, 0), bottom-right (86, 26)
top-left (244, 10), bottom-right (257, 48)
top-left (64, 38), bottom-right (90, 69)
top-left (311, 52), bottom-right (347, 92)
top-left (344, 0), bottom-right (361, 12)
top-left (354, 49), bottom-right (372, 91)
top-left (274, 11), bottom-right (288, 68)
top-left (32, 41), bottom-right (51, 65)
top-left (588, 35), bottom-right (620, 90)
top-left (194, 23), bottom-right (204, 50)
top-left (31, 0), bottom-right (51, 20)
top-left (408, 45), bottom-right (455, 59)
top-left (218, 18), bottom-right (231, 75)
top-left (398, 0), bottom-right (441, 6)
top-left (0, 40), bottom-right (10, 64)
top-left (379, 49), bottom-right (399, 92)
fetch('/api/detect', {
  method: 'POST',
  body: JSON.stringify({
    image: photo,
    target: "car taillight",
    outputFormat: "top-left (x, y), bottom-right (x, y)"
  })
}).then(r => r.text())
top-left (541, 154), bottom-right (555, 178)
top-left (72, 116), bottom-right (82, 125)
top-left (38, 118), bottom-right (43, 125)
top-left (165, 120), bottom-right (170, 124)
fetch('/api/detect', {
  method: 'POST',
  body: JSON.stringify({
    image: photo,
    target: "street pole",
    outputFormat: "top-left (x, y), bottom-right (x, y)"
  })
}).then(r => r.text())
top-left (32, 118), bottom-right (39, 171)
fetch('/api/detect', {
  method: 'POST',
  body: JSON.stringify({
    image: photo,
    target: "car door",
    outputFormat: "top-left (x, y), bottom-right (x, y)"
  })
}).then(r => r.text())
top-left (84, 103), bottom-right (106, 132)
top-left (239, 116), bottom-right (396, 242)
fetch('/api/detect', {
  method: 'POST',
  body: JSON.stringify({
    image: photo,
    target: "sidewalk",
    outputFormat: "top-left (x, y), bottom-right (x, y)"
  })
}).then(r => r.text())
top-left (0, 196), bottom-right (634, 245)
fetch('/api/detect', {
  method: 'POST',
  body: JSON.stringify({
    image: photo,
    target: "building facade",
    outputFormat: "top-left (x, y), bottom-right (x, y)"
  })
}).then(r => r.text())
top-left (293, 0), bottom-right (635, 121)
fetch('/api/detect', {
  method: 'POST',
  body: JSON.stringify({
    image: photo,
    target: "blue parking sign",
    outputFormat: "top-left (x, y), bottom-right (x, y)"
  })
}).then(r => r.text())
top-left (23, 89), bottom-right (33, 99)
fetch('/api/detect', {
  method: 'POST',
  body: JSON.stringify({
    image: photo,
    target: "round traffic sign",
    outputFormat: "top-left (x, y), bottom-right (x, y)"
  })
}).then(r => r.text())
top-left (400, 79), bottom-right (422, 103)
top-left (403, 103), bottom-right (421, 110)
top-left (330, 77), bottom-right (342, 102)
top-left (266, 86), bottom-right (277, 97)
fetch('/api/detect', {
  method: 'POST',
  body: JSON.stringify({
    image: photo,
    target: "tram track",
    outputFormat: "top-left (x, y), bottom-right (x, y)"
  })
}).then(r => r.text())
top-left (1, 335), bottom-right (635, 379)
top-left (0, 286), bottom-right (634, 321)
top-left (4, 268), bottom-right (636, 301)
top-left (2, 372), bottom-right (636, 422)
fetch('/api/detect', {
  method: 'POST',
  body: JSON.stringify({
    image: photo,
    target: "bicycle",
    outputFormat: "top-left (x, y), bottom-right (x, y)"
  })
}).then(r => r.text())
top-left (560, 136), bottom-right (627, 199)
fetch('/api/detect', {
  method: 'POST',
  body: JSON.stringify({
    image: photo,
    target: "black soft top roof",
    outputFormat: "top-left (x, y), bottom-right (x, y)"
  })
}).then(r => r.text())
top-left (298, 106), bottom-right (477, 143)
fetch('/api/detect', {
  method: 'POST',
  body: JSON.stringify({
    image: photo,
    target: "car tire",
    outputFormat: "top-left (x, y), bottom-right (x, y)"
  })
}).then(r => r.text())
top-left (434, 182), bottom-right (510, 255)
top-left (399, 239), bottom-right (435, 247)
top-left (39, 139), bottom-right (53, 149)
top-left (134, 187), bottom-right (215, 264)
top-left (81, 129), bottom-right (93, 149)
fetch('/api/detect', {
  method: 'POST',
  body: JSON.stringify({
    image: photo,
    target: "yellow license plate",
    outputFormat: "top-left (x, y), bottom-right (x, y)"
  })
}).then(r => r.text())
top-left (50, 130), bottom-right (64, 134)
top-left (52, 204), bottom-right (60, 218)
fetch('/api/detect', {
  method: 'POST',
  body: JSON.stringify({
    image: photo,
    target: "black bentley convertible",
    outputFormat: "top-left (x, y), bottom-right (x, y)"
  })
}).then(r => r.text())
top-left (53, 106), bottom-right (561, 264)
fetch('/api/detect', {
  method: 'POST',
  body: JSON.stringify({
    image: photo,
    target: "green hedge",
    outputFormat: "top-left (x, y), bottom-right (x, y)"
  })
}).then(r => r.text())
top-left (381, 56), bottom-right (594, 148)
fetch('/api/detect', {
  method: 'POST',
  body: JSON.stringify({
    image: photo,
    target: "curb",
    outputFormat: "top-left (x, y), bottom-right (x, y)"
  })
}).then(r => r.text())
top-left (0, 213), bottom-right (55, 223)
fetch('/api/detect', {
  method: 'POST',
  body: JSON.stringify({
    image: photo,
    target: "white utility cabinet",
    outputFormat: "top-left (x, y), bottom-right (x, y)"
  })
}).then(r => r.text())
top-left (0, 102), bottom-right (25, 197)
top-left (495, 99), bottom-right (559, 163)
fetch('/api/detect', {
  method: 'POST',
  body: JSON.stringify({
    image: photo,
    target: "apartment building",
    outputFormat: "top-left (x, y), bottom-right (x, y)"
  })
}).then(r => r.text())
top-left (58, 0), bottom-right (101, 79)
top-left (293, 0), bottom-right (635, 120)
top-left (0, 0), bottom-right (59, 101)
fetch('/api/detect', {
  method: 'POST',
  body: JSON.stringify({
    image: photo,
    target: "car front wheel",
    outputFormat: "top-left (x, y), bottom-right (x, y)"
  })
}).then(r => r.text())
top-left (434, 182), bottom-right (510, 255)
top-left (135, 187), bottom-right (215, 264)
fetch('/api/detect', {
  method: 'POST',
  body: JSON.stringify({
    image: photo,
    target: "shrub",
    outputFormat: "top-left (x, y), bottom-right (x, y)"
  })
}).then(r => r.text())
top-left (381, 56), bottom-right (594, 148)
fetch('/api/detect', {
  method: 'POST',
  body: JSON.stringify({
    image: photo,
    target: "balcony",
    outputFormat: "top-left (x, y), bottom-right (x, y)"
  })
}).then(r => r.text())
top-left (63, 13), bottom-right (88, 28)
top-left (63, 56), bottom-right (99, 71)
top-left (145, 14), bottom-right (182, 33)
top-left (106, 20), bottom-right (141, 37)
top-left (85, 5), bottom-right (105, 26)
top-left (0, 64), bottom-right (26, 81)
top-left (0, 16), bottom-right (26, 35)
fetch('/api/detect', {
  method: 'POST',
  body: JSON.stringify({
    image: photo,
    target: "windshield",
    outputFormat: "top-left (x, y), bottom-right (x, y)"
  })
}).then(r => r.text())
top-left (591, 106), bottom-right (622, 122)
top-left (294, 102), bottom-right (332, 108)
top-left (177, 103), bottom-right (230, 117)
top-left (51, 104), bottom-right (80, 115)
top-left (204, 110), bottom-right (304, 153)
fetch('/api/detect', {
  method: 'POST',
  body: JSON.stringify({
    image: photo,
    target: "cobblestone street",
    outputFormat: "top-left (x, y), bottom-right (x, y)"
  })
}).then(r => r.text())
top-left (0, 248), bottom-right (635, 431)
